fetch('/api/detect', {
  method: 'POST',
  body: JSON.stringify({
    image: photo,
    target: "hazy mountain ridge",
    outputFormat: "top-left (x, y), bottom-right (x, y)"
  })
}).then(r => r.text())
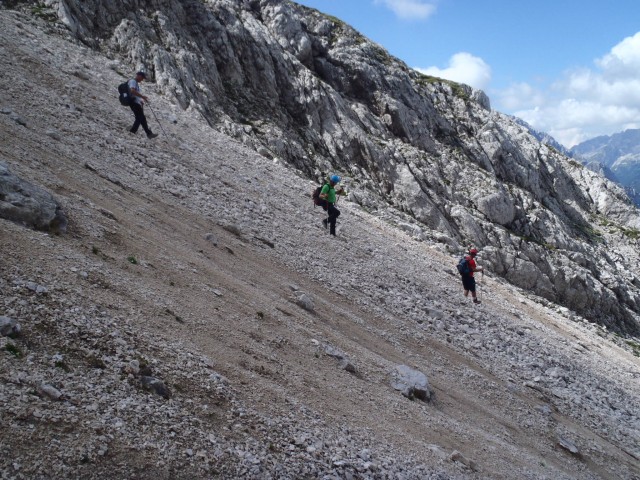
top-left (1, 5), bottom-right (640, 479)
top-left (572, 129), bottom-right (640, 206)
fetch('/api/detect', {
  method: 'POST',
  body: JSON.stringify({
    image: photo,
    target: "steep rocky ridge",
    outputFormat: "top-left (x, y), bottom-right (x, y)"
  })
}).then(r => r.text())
top-left (33, 0), bottom-right (640, 334)
top-left (511, 117), bottom-right (574, 158)
top-left (1, 8), bottom-right (640, 479)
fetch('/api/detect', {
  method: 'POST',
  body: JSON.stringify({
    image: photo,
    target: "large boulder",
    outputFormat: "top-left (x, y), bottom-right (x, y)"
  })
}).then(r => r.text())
top-left (0, 162), bottom-right (67, 233)
top-left (390, 365), bottom-right (432, 402)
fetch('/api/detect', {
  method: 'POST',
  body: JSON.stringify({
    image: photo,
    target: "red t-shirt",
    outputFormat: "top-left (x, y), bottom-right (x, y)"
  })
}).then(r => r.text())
top-left (465, 255), bottom-right (477, 277)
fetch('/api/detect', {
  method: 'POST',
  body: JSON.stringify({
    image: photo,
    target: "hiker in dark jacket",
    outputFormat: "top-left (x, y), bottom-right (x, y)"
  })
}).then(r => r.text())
top-left (318, 174), bottom-right (343, 236)
top-left (461, 247), bottom-right (483, 304)
top-left (128, 71), bottom-right (157, 139)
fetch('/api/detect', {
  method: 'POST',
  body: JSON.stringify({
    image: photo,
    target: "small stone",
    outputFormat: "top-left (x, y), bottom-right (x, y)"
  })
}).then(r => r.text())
top-left (0, 316), bottom-right (20, 337)
top-left (449, 450), bottom-right (478, 471)
top-left (140, 376), bottom-right (172, 399)
top-left (45, 130), bottom-right (62, 141)
top-left (557, 436), bottom-right (580, 454)
top-left (38, 383), bottom-right (62, 401)
top-left (204, 233), bottom-right (218, 246)
top-left (339, 359), bottom-right (357, 374)
top-left (125, 359), bottom-right (140, 375)
top-left (295, 292), bottom-right (314, 311)
top-left (10, 114), bottom-right (27, 126)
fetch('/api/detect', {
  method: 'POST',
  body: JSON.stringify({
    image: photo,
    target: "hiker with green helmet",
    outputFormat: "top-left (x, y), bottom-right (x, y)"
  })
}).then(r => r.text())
top-left (318, 174), bottom-right (343, 236)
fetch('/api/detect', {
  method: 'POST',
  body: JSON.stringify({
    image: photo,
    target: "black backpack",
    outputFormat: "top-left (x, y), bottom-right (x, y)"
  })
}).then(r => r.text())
top-left (456, 257), bottom-right (471, 276)
top-left (312, 184), bottom-right (327, 206)
top-left (117, 81), bottom-right (132, 106)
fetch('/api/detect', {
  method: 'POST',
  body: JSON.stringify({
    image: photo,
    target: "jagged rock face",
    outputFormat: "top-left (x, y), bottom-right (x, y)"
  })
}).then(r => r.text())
top-left (42, 0), bottom-right (640, 333)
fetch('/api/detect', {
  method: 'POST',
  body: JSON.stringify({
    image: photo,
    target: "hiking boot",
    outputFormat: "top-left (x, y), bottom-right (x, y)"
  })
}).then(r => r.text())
top-left (129, 129), bottom-right (137, 134)
top-left (147, 132), bottom-right (158, 139)
top-left (322, 218), bottom-right (328, 229)
top-left (473, 299), bottom-right (481, 304)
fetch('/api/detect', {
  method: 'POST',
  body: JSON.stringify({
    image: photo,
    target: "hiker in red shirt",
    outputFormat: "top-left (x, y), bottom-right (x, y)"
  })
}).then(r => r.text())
top-left (461, 247), bottom-right (484, 304)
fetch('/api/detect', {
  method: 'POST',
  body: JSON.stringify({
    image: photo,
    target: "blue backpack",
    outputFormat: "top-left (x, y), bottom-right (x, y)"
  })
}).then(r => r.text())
top-left (456, 257), bottom-right (471, 275)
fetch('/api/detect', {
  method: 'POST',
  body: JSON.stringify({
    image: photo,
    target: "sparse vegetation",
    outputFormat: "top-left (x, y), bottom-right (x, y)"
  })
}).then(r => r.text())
top-left (55, 360), bottom-right (71, 372)
top-left (127, 255), bottom-right (138, 265)
top-left (87, 355), bottom-right (106, 369)
top-left (568, 159), bottom-right (583, 168)
top-left (31, 3), bottom-right (57, 22)
top-left (621, 227), bottom-right (640, 240)
top-left (415, 73), bottom-right (470, 101)
top-left (546, 145), bottom-right (559, 154)
top-left (372, 45), bottom-right (393, 66)
top-left (5, 343), bottom-right (23, 358)
top-left (594, 216), bottom-right (640, 240)
top-left (625, 339), bottom-right (640, 357)
top-left (573, 222), bottom-right (604, 243)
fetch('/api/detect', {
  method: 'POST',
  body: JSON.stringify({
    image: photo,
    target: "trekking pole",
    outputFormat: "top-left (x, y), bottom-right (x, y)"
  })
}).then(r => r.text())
top-left (147, 104), bottom-right (168, 137)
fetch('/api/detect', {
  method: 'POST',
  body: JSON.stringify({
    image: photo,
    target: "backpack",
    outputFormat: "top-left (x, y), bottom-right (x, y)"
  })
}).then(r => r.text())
top-left (117, 81), bottom-right (132, 106)
top-left (312, 184), bottom-right (327, 207)
top-left (456, 257), bottom-right (471, 276)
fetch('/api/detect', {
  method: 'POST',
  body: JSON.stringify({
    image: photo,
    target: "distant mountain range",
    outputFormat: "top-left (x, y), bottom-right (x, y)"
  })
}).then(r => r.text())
top-left (513, 118), bottom-right (640, 206)
top-left (571, 129), bottom-right (640, 206)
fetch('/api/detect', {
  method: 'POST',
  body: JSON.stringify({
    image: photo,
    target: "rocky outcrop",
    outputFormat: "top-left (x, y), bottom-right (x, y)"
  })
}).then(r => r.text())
top-left (33, 0), bottom-right (640, 332)
top-left (0, 161), bottom-right (67, 233)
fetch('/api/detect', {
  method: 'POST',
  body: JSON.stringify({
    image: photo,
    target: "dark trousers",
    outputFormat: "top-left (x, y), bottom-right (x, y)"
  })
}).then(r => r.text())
top-left (462, 274), bottom-right (476, 293)
top-left (320, 200), bottom-right (340, 234)
top-left (129, 102), bottom-right (151, 134)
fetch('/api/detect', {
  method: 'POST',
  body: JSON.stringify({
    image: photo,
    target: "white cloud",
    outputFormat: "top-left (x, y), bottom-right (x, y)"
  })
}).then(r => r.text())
top-left (516, 99), bottom-right (640, 148)
top-left (596, 31), bottom-right (640, 79)
top-left (374, 0), bottom-right (436, 20)
top-left (495, 82), bottom-right (545, 111)
top-left (496, 31), bottom-right (640, 148)
top-left (416, 52), bottom-right (491, 90)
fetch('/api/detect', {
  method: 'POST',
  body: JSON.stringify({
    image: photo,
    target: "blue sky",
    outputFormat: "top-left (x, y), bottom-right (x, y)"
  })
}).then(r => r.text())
top-left (294, 0), bottom-right (640, 148)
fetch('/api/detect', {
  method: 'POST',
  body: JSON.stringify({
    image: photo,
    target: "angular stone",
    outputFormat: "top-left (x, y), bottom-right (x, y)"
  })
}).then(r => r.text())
top-left (390, 365), bottom-right (431, 402)
top-left (0, 316), bottom-right (20, 337)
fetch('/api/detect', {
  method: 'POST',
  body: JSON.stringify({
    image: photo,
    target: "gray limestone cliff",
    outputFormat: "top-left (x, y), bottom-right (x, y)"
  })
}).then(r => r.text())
top-left (32, 0), bottom-right (640, 333)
